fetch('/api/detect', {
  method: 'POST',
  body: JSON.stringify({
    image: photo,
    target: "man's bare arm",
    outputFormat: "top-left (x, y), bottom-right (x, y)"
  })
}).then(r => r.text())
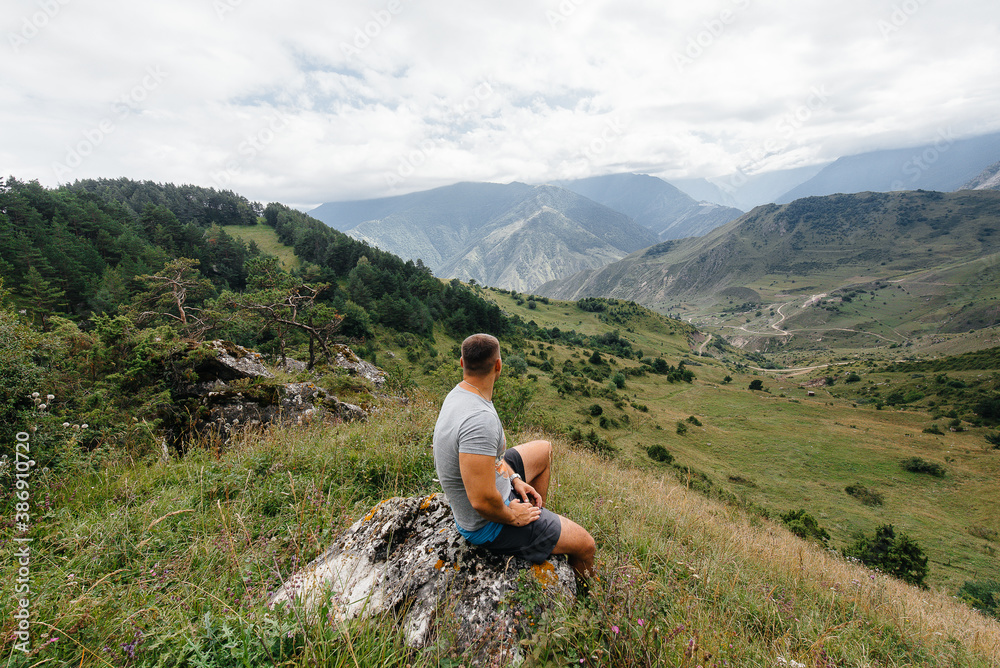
top-left (459, 452), bottom-right (541, 527)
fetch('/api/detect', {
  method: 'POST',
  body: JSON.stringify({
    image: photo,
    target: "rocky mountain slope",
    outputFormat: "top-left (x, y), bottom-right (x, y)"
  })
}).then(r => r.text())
top-left (961, 161), bottom-right (1000, 190)
top-left (552, 173), bottom-right (743, 240)
top-left (309, 182), bottom-right (658, 292)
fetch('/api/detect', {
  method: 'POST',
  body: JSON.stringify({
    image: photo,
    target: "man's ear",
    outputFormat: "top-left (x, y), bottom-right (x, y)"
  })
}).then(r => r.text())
top-left (460, 357), bottom-right (466, 370)
top-left (494, 357), bottom-right (503, 373)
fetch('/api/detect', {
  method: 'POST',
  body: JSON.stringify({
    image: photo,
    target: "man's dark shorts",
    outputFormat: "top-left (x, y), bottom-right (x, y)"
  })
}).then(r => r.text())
top-left (479, 448), bottom-right (562, 564)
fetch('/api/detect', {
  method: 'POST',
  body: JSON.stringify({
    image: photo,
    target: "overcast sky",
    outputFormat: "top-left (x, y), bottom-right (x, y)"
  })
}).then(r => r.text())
top-left (2, 0), bottom-right (999, 208)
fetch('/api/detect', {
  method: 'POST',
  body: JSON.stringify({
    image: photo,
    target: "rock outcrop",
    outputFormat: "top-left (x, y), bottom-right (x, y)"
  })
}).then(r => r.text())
top-left (269, 494), bottom-right (576, 662)
top-left (331, 344), bottom-right (387, 388)
top-left (172, 340), bottom-right (370, 445)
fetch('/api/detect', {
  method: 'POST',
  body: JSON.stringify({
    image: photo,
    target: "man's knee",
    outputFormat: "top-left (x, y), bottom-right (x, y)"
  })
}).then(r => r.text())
top-left (515, 439), bottom-right (551, 474)
top-left (554, 516), bottom-right (595, 557)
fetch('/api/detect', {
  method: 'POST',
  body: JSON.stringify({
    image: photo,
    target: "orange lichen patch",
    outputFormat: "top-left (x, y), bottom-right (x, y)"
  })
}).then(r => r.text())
top-left (419, 494), bottom-right (438, 510)
top-left (434, 559), bottom-right (446, 570)
top-left (531, 561), bottom-right (558, 587)
top-left (362, 500), bottom-right (387, 523)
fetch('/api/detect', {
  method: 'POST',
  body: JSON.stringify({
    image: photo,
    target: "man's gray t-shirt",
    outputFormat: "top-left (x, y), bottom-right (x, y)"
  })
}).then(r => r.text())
top-left (433, 385), bottom-right (514, 533)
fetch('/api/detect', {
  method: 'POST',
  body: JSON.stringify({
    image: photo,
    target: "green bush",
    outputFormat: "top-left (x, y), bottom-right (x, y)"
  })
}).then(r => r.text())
top-left (922, 423), bottom-right (944, 435)
top-left (675, 421), bottom-right (688, 435)
top-left (748, 379), bottom-right (764, 391)
top-left (985, 432), bottom-right (1000, 449)
top-left (646, 444), bottom-right (673, 463)
top-left (686, 415), bottom-right (702, 427)
top-left (589, 403), bottom-right (603, 416)
top-left (901, 457), bottom-right (946, 477)
top-left (779, 509), bottom-right (830, 544)
top-left (957, 580), bottom-right (1000, 619)
top-left (844, 524), bottom-right (929, 588)
top-left (845, 483), bottom-right (884, 507)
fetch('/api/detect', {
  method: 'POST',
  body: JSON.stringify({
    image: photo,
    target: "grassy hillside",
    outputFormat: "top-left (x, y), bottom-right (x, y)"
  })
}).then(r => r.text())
top-left (221, 221), bottom-right (301, 271)
top-left (396, 290), bottom-right (1000, 597)
top-left (4, 392), bottom-right (998, 666)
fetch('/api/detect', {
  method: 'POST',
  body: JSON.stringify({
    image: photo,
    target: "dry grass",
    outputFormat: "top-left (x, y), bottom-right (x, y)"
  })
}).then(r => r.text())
top-left (543, 432), bottom-right (1000, 665)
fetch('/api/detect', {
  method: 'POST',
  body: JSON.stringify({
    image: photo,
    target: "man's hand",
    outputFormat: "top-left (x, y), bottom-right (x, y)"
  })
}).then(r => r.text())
top-left (508, 499), bottom-right (541, 526)
top-left (513, 477), bottom-right (543, 508)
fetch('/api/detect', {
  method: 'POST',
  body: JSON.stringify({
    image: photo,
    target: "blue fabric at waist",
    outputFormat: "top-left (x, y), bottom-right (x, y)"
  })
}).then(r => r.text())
top-left (455, 493), bottom-right (512, 544)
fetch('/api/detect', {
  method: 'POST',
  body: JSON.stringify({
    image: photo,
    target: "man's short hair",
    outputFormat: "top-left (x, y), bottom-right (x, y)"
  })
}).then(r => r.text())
top-left (461, 333), bottom-right (500, 376)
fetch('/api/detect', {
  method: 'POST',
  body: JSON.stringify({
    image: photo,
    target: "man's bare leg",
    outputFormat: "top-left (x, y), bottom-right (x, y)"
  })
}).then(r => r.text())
top-left (550, 515), bottom-right (596, 578)
top-left (512, 440), bottom-right (551, 502)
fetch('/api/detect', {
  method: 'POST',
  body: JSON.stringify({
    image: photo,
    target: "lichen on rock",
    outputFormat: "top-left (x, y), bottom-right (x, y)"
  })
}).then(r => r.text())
top-left (269, 494), bottom-right (576, 661)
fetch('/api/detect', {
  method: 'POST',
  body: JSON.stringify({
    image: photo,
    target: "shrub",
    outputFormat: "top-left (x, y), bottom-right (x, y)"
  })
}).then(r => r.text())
top-left (748, 379), bottom-right (764, 391)
top-left (958, 580), bottom-right (1000, 619)
top-left (922, 423), bottom-right (944, 435)
top-left (686, 415), bottom-right (702, 426)
top-left (846, 372), bottom-right (861, 383)
top-left (675, 421), bottom-right (688, 435)
top-left (506, 355), bottom-right (528, 376)
top-left (845, 483), bottom-right (884, 507)
top-left (844, 524), bottom-right (929, 587)
top-left (589, 403), bottom-right (603, 417)
top-left (646, 444), bottom-right (673, 463)
top-left (901, 457), bottom-right (946, 477)
top-left (779, 509), bottom-right (830, 544)
top-left (986, 432), bottom-right (1000, 449)
top-left (722, 375), bottom-right (732, 384)
top-left (611, 372), bottom-right (626, 389)
top-left (589, 350), bottom-right (603, 365)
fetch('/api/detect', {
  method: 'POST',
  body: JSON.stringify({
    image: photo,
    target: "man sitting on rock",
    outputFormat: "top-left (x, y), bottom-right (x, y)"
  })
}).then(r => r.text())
top-left (433, 333), bottom-right (596, 577)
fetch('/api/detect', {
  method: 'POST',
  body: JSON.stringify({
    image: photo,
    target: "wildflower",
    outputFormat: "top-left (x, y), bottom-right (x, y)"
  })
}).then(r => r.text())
top-left (611, 625), bottom-right (619, 634)
top-left (32, 392), bottom-right (40, 398)
top-left (38, 403), bottom-right (47, 410)
top-left (63, 422), bottom-right (70, 428)
top-left (638, 619), bottom-right (644, 626)
top-left (82, 423), bottom-right (88, 429)
top-left (47, 394), bottom-right (54, 401)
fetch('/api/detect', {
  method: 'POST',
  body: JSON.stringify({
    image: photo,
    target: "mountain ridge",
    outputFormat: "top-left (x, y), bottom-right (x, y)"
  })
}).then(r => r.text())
top-left (309, 181), bottom-right (659, 292)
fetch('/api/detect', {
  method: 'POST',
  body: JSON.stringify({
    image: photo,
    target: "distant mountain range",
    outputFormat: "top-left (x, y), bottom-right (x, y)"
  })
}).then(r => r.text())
top-left (666, 132), bottom-right (1000, 210)
top-left (309, 182), bottom-right (659, 292)
top-left (308, 175), bottom-right (744, 291)
top-left (675, 165), bottom-right (829, 211)
top-left (551, 173), bottom-right (744, 240)
top-left (774, 132), bottom-right (1000, 203)
top-left (538, 189), bottom-right (1000, 314)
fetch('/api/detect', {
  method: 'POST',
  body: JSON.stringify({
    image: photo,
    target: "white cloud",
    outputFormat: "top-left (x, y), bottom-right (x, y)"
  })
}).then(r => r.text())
top-left (1, 0), bottom-right (999, 205)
